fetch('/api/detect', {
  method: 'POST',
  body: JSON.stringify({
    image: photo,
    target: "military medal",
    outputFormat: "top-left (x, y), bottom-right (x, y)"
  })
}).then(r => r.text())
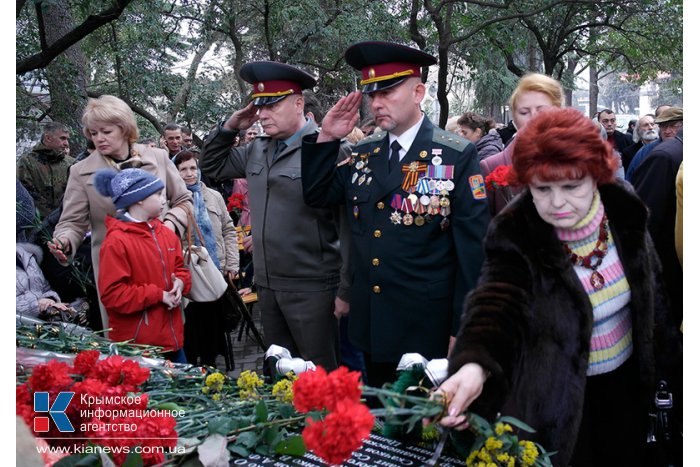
top-left (414, 202), bottom-right (426, 226)
top-left (366, 176), bottom-right (373, 186)
top-left (355, 160), bottom-right (365, 170)
top-left (419, 150), bottom-right (428, 159)
top-left (401, 161), bottom-right (427, 193)
top-left (390, 194), bottom-right (403, 225)
top-left (444, 180), bottom-right (455, 191)
top-left (351, 172), bottom-right (358, 184)
top-left (373, 147), bottom-right (380, 154)
top-left (401, 197), bottom-right (413, 225)
top-left (358, 174), bottom-right (367, 185)
top-left (440, 218), bottom-right (450, 231)
top-left (429, 195), bottom-right (441, 215)
top-left (416, 178), bottom-right (430, 195)
top-left (420, 194), bottom-right (431, 206)
top-left (431, 155), bottom-right (443, 165)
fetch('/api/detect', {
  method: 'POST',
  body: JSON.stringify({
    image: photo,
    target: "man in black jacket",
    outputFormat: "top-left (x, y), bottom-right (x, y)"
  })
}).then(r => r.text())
top-left (598, 109), bottom-right (633, 155)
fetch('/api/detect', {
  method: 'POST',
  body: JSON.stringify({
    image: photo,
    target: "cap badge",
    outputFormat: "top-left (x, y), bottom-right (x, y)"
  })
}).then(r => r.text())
top-left (258, 83), bottom-right (265, 92)
top-left (368, 68), bottom-right (376, 79)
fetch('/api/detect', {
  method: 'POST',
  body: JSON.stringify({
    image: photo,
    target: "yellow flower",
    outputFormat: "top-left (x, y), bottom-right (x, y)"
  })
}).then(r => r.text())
top-left (237, 370), bottom-right (264, 391)
top-left (467, 450), bottom-right (479, 465)
top-left (477, 447), bottom-right (492, 462)
top-left (485, 436), bottom-right (503, 452)
top-left (494, 422), bottom-right (513, 436)
top-left (238, 388), bottom-right (261, 400)
top-left (518, 440), bottom-right (539, 466)
top-left (421, 425), bottom-right (440, 442)
top-left (272, 379), bottom-right (294, 403)
top-left (201, 386), bottom-right (210, 394)
top-left (212, 393), bottom-right (221, 401)
top-left (205, 372), bottom-right (226, 392)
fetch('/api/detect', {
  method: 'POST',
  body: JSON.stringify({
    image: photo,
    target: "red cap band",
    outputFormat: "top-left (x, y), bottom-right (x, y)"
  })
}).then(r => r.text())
top-left (360, 62), bottom-right (420, 85)
top-left (251, 80), bottom-right (303, 98)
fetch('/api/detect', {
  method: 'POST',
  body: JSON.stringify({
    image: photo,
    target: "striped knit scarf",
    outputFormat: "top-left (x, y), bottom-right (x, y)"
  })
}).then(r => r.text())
top-left (556, 191), bottom-right (633, 376)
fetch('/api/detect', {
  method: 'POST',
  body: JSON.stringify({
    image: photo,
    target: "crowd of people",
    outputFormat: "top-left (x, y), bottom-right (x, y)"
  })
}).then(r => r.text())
top-left (16, 40), bottom-right (682, 466)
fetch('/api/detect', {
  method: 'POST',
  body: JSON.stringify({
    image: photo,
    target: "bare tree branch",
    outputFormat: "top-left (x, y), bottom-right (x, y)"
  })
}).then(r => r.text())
top-left (17, 0), bottom-right (135, 74)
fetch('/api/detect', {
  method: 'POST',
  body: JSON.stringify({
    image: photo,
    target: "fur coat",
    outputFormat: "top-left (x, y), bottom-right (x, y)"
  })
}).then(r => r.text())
top-left (449, 180), bottom-right (681, 466)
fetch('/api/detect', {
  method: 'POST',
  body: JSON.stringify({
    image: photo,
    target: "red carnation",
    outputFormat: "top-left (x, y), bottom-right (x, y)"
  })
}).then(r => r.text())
top-left (91, 355), bottom-right (150, 389)
top-left (302, 400), bottom-right (374, 466)
top-left (227, 192), bottom-right (246, 212)
top-left (324, 366), bottom-right (362, 411)
top-left (28, 360), bottom-right (73, 393)
top-left (485, 164), bottom-right (513, 190)
top-left (293, 367), bottom-right (330, 413)
top-left (72, 350), bottom-right (100, 376)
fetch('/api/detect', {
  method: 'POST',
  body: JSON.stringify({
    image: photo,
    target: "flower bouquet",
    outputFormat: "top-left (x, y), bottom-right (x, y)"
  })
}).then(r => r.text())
top-left (485, 164), bottom-right (516, 203)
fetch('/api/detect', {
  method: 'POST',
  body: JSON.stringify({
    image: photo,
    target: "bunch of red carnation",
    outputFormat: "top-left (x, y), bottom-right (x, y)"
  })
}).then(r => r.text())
top-left (227, 192), bottom-right (246, 213)
top-left (485, 164), bottom-right (514, 190)
top-left (292, 367), bottom-right (374, 466)
top-left (16, 350), bottom-right (177, 466)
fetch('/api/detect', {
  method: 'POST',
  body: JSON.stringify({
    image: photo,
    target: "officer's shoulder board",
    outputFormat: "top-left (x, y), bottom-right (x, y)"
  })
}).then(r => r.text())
top-left (354, 130), bottom-right (387, 147)
top-left (432, 127), bottom-right (470, 152)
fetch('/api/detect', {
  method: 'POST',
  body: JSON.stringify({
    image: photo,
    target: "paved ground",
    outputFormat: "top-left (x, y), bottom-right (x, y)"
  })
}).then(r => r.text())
top-left (215, 301), bottom-right (266, 378)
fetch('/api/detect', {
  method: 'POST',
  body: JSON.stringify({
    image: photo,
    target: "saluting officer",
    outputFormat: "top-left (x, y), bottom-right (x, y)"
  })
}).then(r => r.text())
top-left (200, 61), bottom-right (351, 371)
top-left (301, 41), bottom-right (491, 386)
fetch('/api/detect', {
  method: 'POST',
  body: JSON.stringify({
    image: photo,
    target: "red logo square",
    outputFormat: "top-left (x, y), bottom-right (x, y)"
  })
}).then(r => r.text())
top-left (34, 416), bottom-right (50, 432)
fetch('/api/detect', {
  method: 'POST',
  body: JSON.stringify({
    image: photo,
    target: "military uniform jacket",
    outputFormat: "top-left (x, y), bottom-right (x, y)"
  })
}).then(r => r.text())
top-left (302, 117), bottom-right (490, 362)
top-left (16, 143), bottom-right (75, 218)
top-left (199, 121), bottom-right (351, 299)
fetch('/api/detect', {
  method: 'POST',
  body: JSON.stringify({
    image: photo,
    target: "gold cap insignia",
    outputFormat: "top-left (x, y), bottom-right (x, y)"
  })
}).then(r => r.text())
top-left (368, 68), bottom-right (375, 79)
top-left (258, 83), bottom-right (265, 92)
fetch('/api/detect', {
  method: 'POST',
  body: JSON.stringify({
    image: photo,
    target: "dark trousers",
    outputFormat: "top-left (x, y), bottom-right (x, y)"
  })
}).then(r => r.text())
top-left (183, 298), bottom-right (227, 367)
top-left (257, 286), bottom-right (339, 371)
top-left (570, 357), bottom-right (646, 467)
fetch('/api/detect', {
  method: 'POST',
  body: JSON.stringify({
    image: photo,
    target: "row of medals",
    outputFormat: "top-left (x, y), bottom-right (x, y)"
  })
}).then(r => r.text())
top-left (350, 151), bottom-right (455, 228)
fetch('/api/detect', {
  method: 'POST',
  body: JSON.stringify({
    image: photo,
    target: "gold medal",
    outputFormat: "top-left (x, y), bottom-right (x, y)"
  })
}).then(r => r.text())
top-left (440, 197), bottom-right (450, 208)
top-left (419, 150), bottom-right (428, 158)
top-left (414, 215), bottom-right (425, 226)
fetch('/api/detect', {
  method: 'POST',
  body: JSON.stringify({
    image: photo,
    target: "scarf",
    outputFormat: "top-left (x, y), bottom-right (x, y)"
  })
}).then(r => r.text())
top-left (186, 180), bottom-right (221, 270)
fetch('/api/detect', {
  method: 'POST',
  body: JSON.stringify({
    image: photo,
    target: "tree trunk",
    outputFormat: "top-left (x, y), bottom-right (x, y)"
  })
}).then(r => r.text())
top-left (589, 62), bottom-right (599, 118)
top-left (41, 0), bottom-right (88, 156)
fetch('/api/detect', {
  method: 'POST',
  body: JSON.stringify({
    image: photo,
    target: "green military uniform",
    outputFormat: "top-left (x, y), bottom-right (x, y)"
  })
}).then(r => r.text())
top-left (302, 42), bottom-right (490, 385)
top-left (303, 117), bottom-right (490, 364)
top-left (17, 142), bottom-right (75, 218)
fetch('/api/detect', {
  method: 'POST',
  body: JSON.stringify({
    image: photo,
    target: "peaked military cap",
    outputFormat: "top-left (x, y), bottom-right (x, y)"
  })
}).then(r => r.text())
top-left (239, 61), bottom-right (316, 106)
top-left (344, 41), bottom-right (437, 94)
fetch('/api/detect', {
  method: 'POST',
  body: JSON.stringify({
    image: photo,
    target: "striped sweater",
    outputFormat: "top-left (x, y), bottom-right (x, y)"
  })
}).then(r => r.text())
top-left (556, 191), bottom-right (633, 376)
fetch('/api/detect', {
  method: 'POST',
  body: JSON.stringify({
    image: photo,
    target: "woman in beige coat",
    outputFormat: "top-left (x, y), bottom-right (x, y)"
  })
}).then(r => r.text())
top-left (48, 95), bottom-right (192, 331)
top-left (174, 151), bottom-right (239, 367)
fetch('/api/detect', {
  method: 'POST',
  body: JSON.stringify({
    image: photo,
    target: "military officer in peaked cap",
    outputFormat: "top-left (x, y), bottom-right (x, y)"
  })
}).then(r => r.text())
top-left (301, 41), bottom-right (491, 386)
top-left (200, 61), bottom-right (352, 371)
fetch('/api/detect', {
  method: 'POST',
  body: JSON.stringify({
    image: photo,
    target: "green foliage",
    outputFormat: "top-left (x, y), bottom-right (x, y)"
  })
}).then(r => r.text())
top-left (16, 0), bottom-right (683, 141)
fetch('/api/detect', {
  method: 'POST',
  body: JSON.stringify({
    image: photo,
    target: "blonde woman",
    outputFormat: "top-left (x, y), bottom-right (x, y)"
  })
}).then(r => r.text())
top-left (48, 95), bottom-right (192, 331)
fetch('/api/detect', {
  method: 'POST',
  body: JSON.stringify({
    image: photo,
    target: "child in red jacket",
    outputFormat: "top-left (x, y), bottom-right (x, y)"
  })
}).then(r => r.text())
top-left (95, 168), bottom-right (191, 363)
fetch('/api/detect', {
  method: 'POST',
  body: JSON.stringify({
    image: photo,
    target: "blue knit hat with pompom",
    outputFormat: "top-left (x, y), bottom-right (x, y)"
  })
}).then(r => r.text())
top-left (93, 168), bottom-right (165, 210)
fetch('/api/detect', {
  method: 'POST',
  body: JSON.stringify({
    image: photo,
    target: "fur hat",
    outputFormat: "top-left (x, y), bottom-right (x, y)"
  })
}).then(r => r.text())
top-left (94, 168), bottom-right (164, 210)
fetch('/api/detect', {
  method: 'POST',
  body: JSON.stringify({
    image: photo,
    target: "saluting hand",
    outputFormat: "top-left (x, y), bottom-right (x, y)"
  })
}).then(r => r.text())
top-left (317, 91), bottom-right (362, 143)
top-left (223, 102), bottom-right (259, 132)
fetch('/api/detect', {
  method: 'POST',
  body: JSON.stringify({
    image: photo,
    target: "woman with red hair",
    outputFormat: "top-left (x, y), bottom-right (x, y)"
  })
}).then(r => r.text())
top-left (434, 108), bottom-right (681, 466)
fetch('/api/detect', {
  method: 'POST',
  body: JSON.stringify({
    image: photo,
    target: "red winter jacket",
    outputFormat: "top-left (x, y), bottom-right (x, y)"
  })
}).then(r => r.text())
top-left (98, 216), bottom-right (191, 352)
